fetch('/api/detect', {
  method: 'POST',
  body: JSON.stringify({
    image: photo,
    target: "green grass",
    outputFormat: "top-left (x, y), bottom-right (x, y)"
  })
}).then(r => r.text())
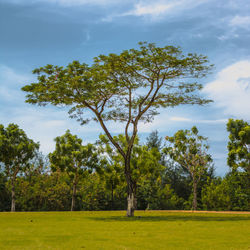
top-left (0, 211), bottom-right (249, 249)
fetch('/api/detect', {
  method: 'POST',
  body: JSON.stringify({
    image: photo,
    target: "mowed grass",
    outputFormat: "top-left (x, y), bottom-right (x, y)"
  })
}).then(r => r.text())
top-left (0, 211), bottom-right (249, 249)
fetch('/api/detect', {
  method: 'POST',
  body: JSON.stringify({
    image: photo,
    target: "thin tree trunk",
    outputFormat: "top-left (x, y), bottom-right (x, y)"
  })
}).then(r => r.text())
top-left (71, 182), bottom-right (77, 211)
top-left (111, 183), bottom-right (114, 210)
top-left (126, 169), bottom-right (137, 216)
top-left (192, 180), bottom-right (198, 211)
top-left (11, 178), bottom-right (15, 212)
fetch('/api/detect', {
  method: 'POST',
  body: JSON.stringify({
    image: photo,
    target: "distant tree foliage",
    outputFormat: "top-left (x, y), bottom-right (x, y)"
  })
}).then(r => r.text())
top-left (146, 130), bottom-right (162, 150)
top-left (0, 172), bottom-right (10, 211)
top-left (202, 172), bottom-right (250, 211)
top-left (227, 119), bottom-right (250, 175)
top-left (49, 130), bottom-right (100, 211)
top-left (0, 123), bottom-right (39, 211)
top-left (165, 126), bottom-right (212, 210)
top-left (0, 122), bottom-right (249, 212)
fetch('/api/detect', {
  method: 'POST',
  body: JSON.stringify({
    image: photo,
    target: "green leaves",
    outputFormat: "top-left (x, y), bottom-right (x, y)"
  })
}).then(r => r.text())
top-left (165, 126), bottom-right (212, 210)
top-left (49, 130), bottom-right (99, 179)
top-left (97, 133), bottom-right (164, 182)
top-left (165, 126), bottom-right (212, 180)
top-left (227, 119), bottom-right (250, 173)
top-left (22, 42), bottom-right (213, 126)
top-left (0, 123), bottom-right (39, 175)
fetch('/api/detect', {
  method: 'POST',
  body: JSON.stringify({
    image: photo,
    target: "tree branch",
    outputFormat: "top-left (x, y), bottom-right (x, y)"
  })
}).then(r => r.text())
top-left (125, 88), bottom-right (132, 144)
top-left (95, 112), bottom-right (126, 159)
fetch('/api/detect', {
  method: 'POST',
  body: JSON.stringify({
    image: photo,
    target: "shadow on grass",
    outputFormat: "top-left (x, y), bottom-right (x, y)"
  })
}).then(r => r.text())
top-left (88, 214), bottom-right (250, 222)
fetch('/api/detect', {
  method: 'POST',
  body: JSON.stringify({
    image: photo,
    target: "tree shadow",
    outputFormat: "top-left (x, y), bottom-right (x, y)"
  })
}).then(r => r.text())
top-left (88, 214), bottom-right (250, 222)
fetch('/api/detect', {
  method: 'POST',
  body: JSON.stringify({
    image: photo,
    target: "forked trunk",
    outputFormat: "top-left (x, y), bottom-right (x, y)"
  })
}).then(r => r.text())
top-left (192, 181), bottom-right (198, 211)
top-left (71, 182), bottom-right (77, 211)
top-left (11, 178), bottom-right (15, 212)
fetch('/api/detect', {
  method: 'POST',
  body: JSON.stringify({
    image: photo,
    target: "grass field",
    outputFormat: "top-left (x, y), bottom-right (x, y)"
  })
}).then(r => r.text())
top-left (0, 210), bottom-right (249, 249)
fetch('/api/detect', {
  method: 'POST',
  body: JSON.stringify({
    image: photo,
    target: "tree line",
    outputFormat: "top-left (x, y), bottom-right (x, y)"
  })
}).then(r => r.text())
top-left (0, 119), bottom-right (249, 212)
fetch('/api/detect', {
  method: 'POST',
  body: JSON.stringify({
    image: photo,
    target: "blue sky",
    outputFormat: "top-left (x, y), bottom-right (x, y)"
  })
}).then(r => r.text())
top-left (0, 0), bottom-right (250, 175)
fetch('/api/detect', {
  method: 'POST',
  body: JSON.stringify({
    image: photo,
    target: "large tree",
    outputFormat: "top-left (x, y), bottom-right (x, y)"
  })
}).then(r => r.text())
top-left (22, 42), bottom-right (212, 216)
top-left (227, 119), bottom-right (250, 175)
top-left (0, 123), bottom-right (39, 211)
top-left (165, 126), bottom-right (212, 210)
top-left (49, 130), bottom-right (99, 211)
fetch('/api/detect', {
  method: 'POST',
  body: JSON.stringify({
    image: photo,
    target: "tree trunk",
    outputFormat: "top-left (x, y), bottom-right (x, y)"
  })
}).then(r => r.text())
top-left (111, 183), bottom-right (114, 210)
top-left (192, 181), bottom-right (198, 211)
top-left (124, 150), bottom-right (137, 217)
top-left (127, 191), bottom-right (136, 217)
top-left (71, 182), bottom-right (77, 211)
top-left (126, 173), bottom-right (137, 217)
top-left (11, 178), bottom-right (15, 212)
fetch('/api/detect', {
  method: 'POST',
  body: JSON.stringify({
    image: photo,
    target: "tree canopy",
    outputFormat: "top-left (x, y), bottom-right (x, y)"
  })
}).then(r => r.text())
top-left (49, 130), bottom-right (100, 211)
top-left (165, 126), bottom-right (212, 210)
top-left (227, 119), bottom-right (250, 175)
top-left (0, 123), bottom-right (39, 211)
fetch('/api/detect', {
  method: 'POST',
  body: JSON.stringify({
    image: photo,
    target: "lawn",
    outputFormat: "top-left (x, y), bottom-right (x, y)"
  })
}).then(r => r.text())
top-left (0, 210), bottom-right (249, 249)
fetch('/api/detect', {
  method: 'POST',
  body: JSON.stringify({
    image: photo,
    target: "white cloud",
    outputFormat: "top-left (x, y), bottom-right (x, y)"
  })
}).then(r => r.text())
top-left (217, 33), bottom-right (239, 41)
top-left (230, 15), bottom-right (250, 30)
top-left (0, 65), bottom-right (34, 101)
top-left (203, 60), bottom-right (250, 120)
top-left (102, 0), bottom-right (209, 22)
top-left (1, 105), bottom-right (103, 154)
top-left (5, 0), bottom-right (126, 6)
top-left (170, 117), bottom-right (227, 124)
top-left (45, 0), bottom-right (123, 6)
top-left (125, 2), bottom-right (179, 17)
top-left (197, 119), bottom-right (227, 124)
top-left (138, 115), bottom-right (172, 133)
top-left (218, 14), bottom-right (250, 41)
top-left (0, 65), bottom-right (30, 84)
top-left (170, 117), bottom-right (191, 122)
top-left (122, 0), bottom-right (208, 19)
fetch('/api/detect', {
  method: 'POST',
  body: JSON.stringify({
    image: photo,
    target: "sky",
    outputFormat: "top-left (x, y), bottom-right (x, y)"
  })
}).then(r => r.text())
top-left (0, 0), bottom-right (250, 176)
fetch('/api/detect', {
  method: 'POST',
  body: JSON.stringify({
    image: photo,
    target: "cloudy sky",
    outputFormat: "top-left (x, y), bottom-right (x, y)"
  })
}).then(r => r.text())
top-left (1, 0), bottom-right (250, 175)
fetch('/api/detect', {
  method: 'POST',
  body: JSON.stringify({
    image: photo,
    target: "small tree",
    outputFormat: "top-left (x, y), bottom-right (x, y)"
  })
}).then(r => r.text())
top-left (49, 130), bottom-right (99, 211)
top-left (146, 130), bottom-right (162, 150)
top-left (97, 163), bottom-right (125, 210)
top-left (227, 119), bottom-right (250, 175)
top-left (0, 123), bottom-right (39, 211)
top-left (165, 126), bottom-right (212, 210)
top-left (22, 42), bottom-right (212, 216)
top-left (98, 134), bottom-right (165, 210)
